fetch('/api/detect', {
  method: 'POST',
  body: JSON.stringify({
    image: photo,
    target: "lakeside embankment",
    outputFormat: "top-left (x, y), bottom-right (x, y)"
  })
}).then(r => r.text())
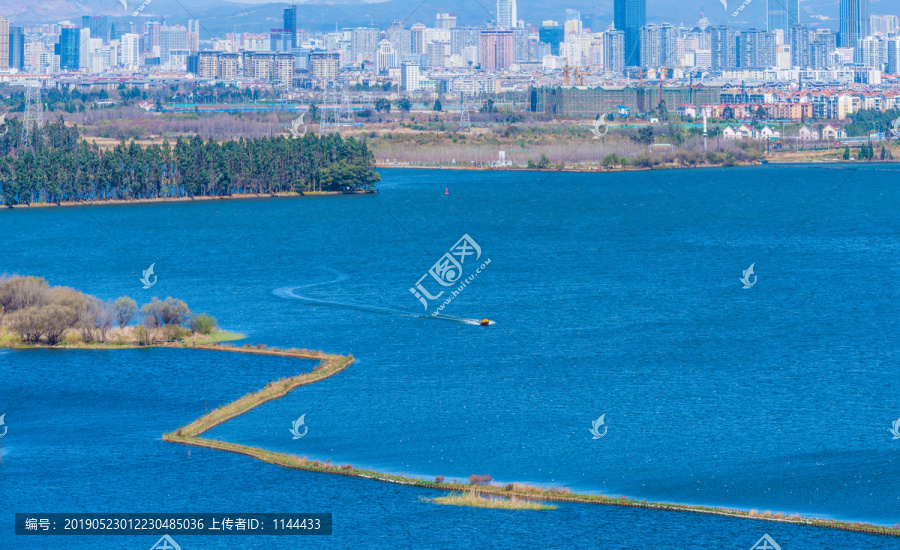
top-left (161, 347), bottom-right (900, 537)
top-left (2, 189), bottom-right (377, 209)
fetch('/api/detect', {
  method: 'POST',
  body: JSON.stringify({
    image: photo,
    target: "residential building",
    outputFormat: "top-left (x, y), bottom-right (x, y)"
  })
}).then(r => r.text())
top-left (480, 30), bottom-right (513, 70)
top-left (0, 18), bottom-right (8, 70)
top-left (768, 0), bottom-right (799, 34)
top-left (400, 61), bottom-right (420, 91)
top-left (710, 26), bottom-right (738, 70)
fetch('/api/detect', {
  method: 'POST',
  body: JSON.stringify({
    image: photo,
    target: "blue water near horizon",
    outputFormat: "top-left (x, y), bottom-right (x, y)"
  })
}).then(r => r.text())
top-left (2, 165), bottom-right (900, 549)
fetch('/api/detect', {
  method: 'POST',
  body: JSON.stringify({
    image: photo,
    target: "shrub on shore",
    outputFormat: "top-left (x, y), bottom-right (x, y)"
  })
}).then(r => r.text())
top-left (0, 274), bottom-right (221, 346)
top-left (189, 313), bottom-right (218, 335)
top-left (468, 474), bottom-right (493, 486)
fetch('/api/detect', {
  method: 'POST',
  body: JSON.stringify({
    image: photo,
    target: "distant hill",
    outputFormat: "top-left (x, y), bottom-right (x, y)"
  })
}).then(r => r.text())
top-left (1, 0), bottom-right (850, 35)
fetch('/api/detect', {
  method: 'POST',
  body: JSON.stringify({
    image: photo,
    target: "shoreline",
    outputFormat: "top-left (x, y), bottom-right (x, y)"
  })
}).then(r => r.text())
top-left (374, 159), bottom-right (896, 172)
top-left (158, 344), bottom-right (899, 538)
top-left (1, 189), bottom-right (377, 209)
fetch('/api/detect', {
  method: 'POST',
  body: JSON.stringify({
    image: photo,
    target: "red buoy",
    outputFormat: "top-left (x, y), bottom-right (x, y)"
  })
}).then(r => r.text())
top-left (445, 187), bottom-right (449, 195)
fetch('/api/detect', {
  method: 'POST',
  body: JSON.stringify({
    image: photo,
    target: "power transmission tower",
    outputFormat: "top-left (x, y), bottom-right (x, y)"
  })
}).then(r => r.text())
top-left (459, 92), bottom-right (471, 132)
top-left (22, 80), bottom-right (44, 149)
top-left (339, 85), bottom-right (353, 126)
top-left (318, 80), bottom-right (339, 136)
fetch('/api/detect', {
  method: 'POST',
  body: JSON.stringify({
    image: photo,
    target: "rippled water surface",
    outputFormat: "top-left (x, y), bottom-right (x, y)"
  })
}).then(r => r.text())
top-left (2, 165), bottom-right (900, 549)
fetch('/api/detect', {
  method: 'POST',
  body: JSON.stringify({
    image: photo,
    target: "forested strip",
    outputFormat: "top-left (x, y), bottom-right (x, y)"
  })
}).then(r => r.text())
top-left (0, 117), bottom-right (379, 205)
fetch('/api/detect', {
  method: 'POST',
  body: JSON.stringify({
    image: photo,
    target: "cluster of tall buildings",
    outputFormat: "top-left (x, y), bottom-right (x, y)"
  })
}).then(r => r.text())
top-left (0, 0), bottom-right (898, 88)
top-left (0, 15), bottom-right (200, 74)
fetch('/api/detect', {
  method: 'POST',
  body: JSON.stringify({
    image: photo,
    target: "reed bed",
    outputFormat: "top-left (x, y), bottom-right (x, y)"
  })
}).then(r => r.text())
top-left (425, 491), bottom-right (556, 510)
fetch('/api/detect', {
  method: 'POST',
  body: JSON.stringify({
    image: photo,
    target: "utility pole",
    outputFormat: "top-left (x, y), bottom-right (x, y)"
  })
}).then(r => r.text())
top-left (703, 109), bottom-right (708, 153)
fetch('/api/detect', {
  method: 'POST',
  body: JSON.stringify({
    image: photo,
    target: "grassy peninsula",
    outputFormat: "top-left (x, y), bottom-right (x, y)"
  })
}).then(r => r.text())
top-left (0, 274), bottom-right (238, 347)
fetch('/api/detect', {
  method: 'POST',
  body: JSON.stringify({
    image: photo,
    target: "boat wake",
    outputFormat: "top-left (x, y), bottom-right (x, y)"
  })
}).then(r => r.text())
top-left (273, 273), bottom-right (493, 326)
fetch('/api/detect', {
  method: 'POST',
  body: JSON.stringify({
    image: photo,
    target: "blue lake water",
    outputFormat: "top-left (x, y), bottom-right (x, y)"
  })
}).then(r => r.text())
top-left (2, 165), bottom-right (900, 549)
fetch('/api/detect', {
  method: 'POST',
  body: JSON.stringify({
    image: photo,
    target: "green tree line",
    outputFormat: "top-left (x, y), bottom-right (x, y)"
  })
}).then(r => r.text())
top-left (0, 117), bottom-right (379, 205)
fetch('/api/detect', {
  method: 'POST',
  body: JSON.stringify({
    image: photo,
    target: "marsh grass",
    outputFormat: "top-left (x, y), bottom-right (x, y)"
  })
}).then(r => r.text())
top-left (426, 491), bottom-right (556, 511)
top-left (165, 349), bottom-right (354, 437)
top-left (159, 347), bottom-right (900, 538)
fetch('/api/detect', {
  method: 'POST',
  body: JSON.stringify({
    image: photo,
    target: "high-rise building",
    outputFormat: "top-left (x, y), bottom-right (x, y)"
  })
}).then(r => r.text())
top-left (856, 35), bottom-right (884, 68)
top-left (283, 6), bottom-right (297, 48)
top-left (120, 33), bottom-right (140, 68)
top-left (480, 30), bottom-right (513, 70)
top-left (411, 24), bottom-right (426, 54)
top-left (0, 18), bottom-right (8, 70)
top-left (159, 25), bottom-right (187, 65)
top-left (58, 26), bottom-right (80, 70)
top-left (436, 12), bottom-right (457, 29)
top-left (887, 37), bottom-right (900, 74)
top-left (614, 0), bottom-right (646, 67)
top-left (387, 25), bottom-right (412, 58)
top-left (79, 28), bottom-right (90, 69)
top-left (767, 0), bottom-right (799, 34)
top-left (187, 20), bottom-right (200, 52)
top-left (539, 23), bottom-right (564, 56)
top-left (738, 28), bottom-right (776, 68)
top-left (451, 27), bottom-right (480, 57)
top-left (270, 30), bottom-right (293, 52)
top-left (308, 52), bottom-right (339, 81)
top-left (790, 25), bottom-right (811, 67)
top-left (496, 0), bottom-right (517, 30)
top-left (839, 0), bottom-right (870, 48)
top-left (9, 26), bottom-right (25, 69)
top-left (350, 27), bottom-right (379, 64)
top-left (376, 39), bottom-right (397, 72)
top-left (870, 15), bottom-right (899, 36)
top-left (640, 23), bottom-right (676, 68)
top-left (604, 29), bottom-right (625, 74)
top-left (81, 16), bottom-right (108, 42)
top-left (709, 25), bottom-right (738, 70)
top-left (426, 40), bottom-right (449, 67)
top-left (400, 61), bottom-right (420, 91)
